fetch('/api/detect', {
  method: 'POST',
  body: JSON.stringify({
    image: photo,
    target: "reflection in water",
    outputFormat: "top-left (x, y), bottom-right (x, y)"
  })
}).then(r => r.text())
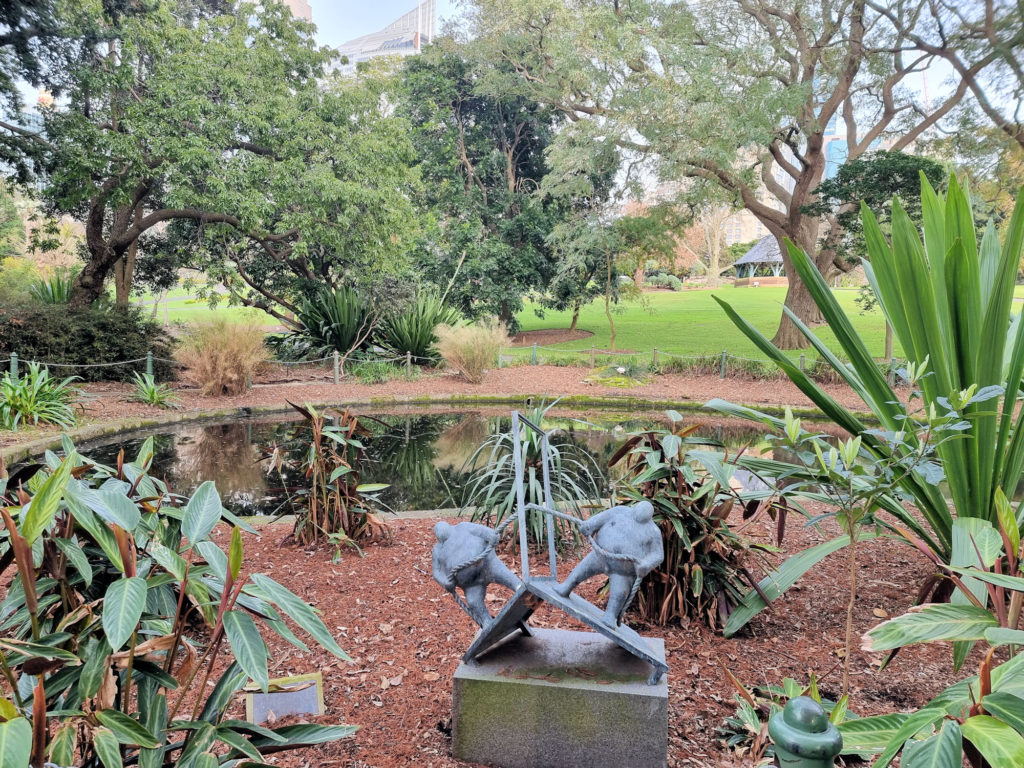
top-left (73, 410), bottom-right (807, 516)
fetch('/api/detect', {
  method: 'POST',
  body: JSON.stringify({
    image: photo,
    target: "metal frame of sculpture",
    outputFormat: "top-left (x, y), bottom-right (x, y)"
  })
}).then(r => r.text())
top-left (433, 411), bottom-right (668, 685)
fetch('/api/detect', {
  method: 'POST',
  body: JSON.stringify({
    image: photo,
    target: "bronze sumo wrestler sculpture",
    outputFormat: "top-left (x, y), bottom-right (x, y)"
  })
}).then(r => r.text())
top-left (432, 521), bottom-right (522, 627)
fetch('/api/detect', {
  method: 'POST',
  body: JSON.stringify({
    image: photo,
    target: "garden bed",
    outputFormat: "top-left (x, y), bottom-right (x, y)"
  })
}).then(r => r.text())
top-left (218, 508), bottom-right (967, 768)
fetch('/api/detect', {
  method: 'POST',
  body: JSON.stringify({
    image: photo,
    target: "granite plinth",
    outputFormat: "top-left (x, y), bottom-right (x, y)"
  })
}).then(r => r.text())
top-left (452, 627), bottom-right (668, 768)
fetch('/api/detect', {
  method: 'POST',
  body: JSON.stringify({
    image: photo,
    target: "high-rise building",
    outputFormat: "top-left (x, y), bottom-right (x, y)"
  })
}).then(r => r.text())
top-left (337, 0), bottom-right (435, 73)
top-left (282, 0), bottom-right (312, 21)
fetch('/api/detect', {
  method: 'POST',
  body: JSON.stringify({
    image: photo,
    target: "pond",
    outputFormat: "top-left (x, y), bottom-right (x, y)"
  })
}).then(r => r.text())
top-left (66, 406), bottom-right (803, 517)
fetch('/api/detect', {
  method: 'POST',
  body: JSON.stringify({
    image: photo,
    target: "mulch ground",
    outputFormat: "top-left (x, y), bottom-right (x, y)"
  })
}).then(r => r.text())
top-left (208, 508), bottom-right (966, 768)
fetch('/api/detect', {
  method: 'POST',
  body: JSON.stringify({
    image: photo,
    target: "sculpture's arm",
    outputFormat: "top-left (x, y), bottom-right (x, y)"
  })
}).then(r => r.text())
top-left (432, 553), bottom-right (455, 591)
top-left (466, 522), bottom-right (501, 547)
top-left (637, 546), bottom-right (665, 575)
top-left (579, 508), bottom-right (610, 537)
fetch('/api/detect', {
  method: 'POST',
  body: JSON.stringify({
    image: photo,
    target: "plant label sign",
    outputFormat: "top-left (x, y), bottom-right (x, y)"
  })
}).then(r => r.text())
top-left (245, 672), bottom-right (325, 725)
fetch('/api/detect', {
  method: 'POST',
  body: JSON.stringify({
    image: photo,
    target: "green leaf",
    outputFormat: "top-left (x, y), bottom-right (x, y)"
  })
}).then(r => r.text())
top-left (229, 526), bottom-right (242, 583)
top-left (20, 456), bottom-right (73, 544)
top-left (354, 483), bottom-right (388, 493)
top-left (149, 541), bottom-right (187, 581)
top-left (980, 692), bottom-right (1024, 736)
top-left (49, 723), bottom-right (77, 767)
top-left (864, 604), bottom-right (998, 652)
top-left (249, 574), bottom-right (351, 661)
top-left (102, 577), bottom-right (148, 652)
top-left (0, 638), bottom-right (80, 663)
top-left (96, 709), bottom-right (160, 748)
top-left (79, 637), bottom-right (112, 698)
top-left (191, 753), bottom-right (218, 768)
top-left (985, 628), bottom-right (1024, 648)
top-left (961, 714), bottom-right (1024, 767)
top-left (902, 720), bottom-right (962, 768)
top-left (54, 537), bottom-right (93, 587)
top-left (223, 610), bottom-right (269, 693)
top-left (0, 717), bottom-right (30, 768)
top-left (724, 532), bottom-right (881, 637)
top-left (247, 723), bottom-right (358, 753)
top-left (93, 726), bottom-right (123, 768)
top-left (98, 489), bottom-right (141, 531)
top-left (183, 481), bottom-right (222, 545)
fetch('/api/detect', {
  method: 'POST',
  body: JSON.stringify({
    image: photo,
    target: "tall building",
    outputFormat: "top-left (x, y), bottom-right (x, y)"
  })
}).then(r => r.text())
top-left (337, 0), bottom-right (435, 73)
top-left (282, 0), bottom-right (312, 21)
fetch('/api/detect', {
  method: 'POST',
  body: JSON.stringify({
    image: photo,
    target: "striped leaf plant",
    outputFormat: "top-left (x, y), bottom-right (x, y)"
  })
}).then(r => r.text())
top-left (710, 174), bottom-right (1024, 638)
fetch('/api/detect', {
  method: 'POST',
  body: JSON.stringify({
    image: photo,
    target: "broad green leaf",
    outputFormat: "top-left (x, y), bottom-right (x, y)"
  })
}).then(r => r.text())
top-left (98, 489), bottom-right (141, 531)
top-left (135, 437), bottom-right (155, 471)
top-left (20, 457), bottom-right (73, 544)
top-left (195, 541), bottom-right (228, 582)
top-left (249, 574), bottom-right (351, 660)
top-left (0, 638), bottom-right (80, 663)
top-left (223, 610), bottom-right (269, 693)
top-left (864, 604), bottom-right (998, 652)
top-left (229, 526), bottom-right (243, 582)
top-left (994, 488), bottom-right (1020, 557)
top-left (93, 726), bottom-right (123, 768)
top-left (96, 709), bottom-right (160, 748)
top-left (247, 723), bottom-right (358, 752)
top-left (217, 726), bottom-right (263, 761)
top-left (0, 717), bottom-right (30, 768)
top-left (839, 713), bottom-right (908, 754)
top-left (54, 537), bottom-right (93, 587)
top-left (138, 691), bottom-right (167, 768)
top-left (961, 715), bottom-right (1024, 767)
top-left (981, 692), bottom-right (1024, 736)
top-left (64, 490), bottom-right (124, 572)
top-left (49, 723), bottom-right (77, 767)
top-left (198, 662), bottom-right (248, 724)
top-left (149, 541), bottom-right (187, 581)
top-left (902, 719), bottom-right (962, 768)
top-left (192, 753), bottom-right (218, 768)
top-left (79, 637), bottom-right (112, 698)
top-left (103, 577), bottom-right (148, 652)
top-left (875, 707), bottom-right (948, 767)
top-left (986, 628), bottom-right (1024, 648)
top-left (724, 532), bottom-right (881, 637)
top-left (355, 483), bottom-right (388, 493)
top-left (182, 481), bottom-right (222, 545)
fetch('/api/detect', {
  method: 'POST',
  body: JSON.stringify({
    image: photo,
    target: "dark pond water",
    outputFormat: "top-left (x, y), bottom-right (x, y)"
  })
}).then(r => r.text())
top-left (69, 407), bottom-right (791, 516)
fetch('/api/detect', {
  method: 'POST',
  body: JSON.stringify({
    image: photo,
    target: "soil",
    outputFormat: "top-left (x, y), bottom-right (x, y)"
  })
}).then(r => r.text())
top-left (509, 328), bottom-right (594, 346)
top-left (0, 364), bottom-right (908, 451)
top-left (207, 507), bottom-right (967, 768)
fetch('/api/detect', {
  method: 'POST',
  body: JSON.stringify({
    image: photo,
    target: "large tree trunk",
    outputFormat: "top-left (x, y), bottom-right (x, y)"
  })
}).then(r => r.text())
top-left (569, 304), bottom-right (580, 332)
top-left (633, 263), bottom-right (644, 290)
top-left (113, 237), bottom-right (138, 307)
top-left (69, 242), bottom-right (119, 309)
top-left (769, 229), bottom-right (826, 349)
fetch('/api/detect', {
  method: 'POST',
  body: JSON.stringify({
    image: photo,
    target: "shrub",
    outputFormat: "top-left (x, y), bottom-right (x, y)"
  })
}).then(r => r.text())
top-left (0, 441), bottom-right (356, 767)
top-left (463, 399), bottom-right (602, 546)
top-left (28, 267), bottom-right (76, 303)
top-left (0, 304), bottom-right (176, 382)
top-left (130, 370), bottom-right (180, 409)
top-left (375, 290), bottom-right (461, 364)
top-left (0, 256), bottom-right (39, 305)
top-left (176, 318), bottom-right (268, 395)
top-left (288, 285), bottom-right (372, 357)
top-left (436, 319), bottom-right (507, 383)
top-left (0, 362), bottom-right (80, 430)
top-left (347, 356), bottom-right (408, 384)
top-left (609, 410), bottom-right (787, 629)
top-left (645, 273), bottom-right (683, 290)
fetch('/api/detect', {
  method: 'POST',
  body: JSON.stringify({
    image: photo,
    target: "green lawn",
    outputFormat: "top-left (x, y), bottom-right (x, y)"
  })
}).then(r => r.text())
top-left (512, 287), bottom-right (901, 363)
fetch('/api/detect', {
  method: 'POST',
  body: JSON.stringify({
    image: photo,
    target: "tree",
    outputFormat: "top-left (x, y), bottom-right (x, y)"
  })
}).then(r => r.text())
top-left (6, 2), bottom-right (417, 312)
top-left (399, 42), bottom-right (566, 331)
top-left (468, 0), bottom-right (973, 347)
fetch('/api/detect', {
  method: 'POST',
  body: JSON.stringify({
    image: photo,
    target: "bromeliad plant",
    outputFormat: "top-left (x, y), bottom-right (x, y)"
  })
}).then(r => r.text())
top-left (711, 175), bottom-right (1024, 634)
top-left (287, 285), bottom-right (374, 360)
top-left (130, 371), bottom-right (180, 409)
top-left (263, 402), bottom-right (390, 550)
top-left (0, 437), bottom-right (356, 768)
top-left (0, 362), bottom-right (80, 431)
top-left (608, 410), bottom-right (787, 630)
top-left (463, 399), bottom-right (602, 547)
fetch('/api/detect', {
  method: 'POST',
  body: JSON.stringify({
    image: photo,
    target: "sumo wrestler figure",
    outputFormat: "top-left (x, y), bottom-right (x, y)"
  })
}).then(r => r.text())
top-left (432, 521), bottom-right (521, 627)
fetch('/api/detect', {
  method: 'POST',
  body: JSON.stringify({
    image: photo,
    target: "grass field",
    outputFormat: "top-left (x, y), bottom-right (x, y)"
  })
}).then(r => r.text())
top-left (512, 286), bottom-right (901, 363)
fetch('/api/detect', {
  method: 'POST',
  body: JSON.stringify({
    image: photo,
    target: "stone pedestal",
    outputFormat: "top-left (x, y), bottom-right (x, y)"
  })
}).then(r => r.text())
top-left (452, 627), bottom-right (668, 768)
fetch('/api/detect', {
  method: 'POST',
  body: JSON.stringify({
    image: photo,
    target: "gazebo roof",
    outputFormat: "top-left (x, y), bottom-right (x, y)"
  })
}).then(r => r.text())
top-left (733, 236), bottom-right (782, 266)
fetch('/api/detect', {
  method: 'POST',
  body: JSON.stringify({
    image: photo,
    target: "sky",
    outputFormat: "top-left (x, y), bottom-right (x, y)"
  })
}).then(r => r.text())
top-left (308, 0), bottom-right (462, 49)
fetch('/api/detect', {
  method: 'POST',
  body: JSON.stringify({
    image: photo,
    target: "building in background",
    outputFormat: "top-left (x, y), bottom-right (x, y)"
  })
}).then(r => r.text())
top-left (282, 0), bottom-right (312, 21)
top-left (337, 0), bottom-right (435, 73)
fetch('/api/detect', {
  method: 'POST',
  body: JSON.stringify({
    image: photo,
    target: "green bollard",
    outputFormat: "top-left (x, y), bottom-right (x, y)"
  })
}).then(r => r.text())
top-left (768, 697), bottom-right (842, 768)
top-left (9, 352), bottom-right (17, 378)
top-left (146, 351), bottom-right (154, 377)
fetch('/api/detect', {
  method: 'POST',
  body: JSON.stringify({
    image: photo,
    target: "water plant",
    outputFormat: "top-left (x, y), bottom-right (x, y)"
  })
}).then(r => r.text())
top-left (264, 402), bottom-right (390, 549)
top-left (608, 410), bottom-right (786, 629)
top-left (130, 371), bottom-right (180, 409)
top-left (462, 399), bottom-right (602, 546)
top-left (712, 175), bottom-right (1024, 634)
top-left (0, 362), bottom-right (79, 430)
top-left (0, 438), bottom-right (356, 767)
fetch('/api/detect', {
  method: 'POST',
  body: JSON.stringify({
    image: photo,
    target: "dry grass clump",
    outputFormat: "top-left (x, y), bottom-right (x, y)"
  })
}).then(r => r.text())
top-left (435, 319), bottom-right (507, 384)
top-left (176, 318), bottom-right (268, 396)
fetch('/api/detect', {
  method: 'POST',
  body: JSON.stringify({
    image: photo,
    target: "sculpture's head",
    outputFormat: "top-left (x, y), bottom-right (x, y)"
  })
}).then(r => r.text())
top-left (632, 500), bottom-right (655, 524)
top-left (434, 521), bottom-right (452, 542)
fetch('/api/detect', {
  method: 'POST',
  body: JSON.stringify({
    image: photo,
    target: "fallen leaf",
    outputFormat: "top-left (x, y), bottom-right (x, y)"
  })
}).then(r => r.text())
top-left (423, 672), bottom-right (440, 682)
top-left (873, 607), bottom-right (889, 618)
top-left (379, 623), bottom-right (393, 634)
top-left (389, 675), bottom-right (404, 687)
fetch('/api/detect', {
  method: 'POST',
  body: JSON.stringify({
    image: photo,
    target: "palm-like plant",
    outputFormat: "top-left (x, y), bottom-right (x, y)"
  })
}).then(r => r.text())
top-left (375, 290), bottom-right (461, 364)
top-left (711, 175), bottom-right (1024, 635)
top-left (288, 285), bottom-right (373, 358)
top-left (462, 400), bottom-right (603, 546)
top-left (0, 362), bottom-right (80, 430)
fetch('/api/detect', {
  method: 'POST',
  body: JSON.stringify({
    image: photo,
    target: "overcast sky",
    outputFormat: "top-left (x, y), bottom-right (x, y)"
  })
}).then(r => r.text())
top-left (308, 0), bottom-right (462, 49)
